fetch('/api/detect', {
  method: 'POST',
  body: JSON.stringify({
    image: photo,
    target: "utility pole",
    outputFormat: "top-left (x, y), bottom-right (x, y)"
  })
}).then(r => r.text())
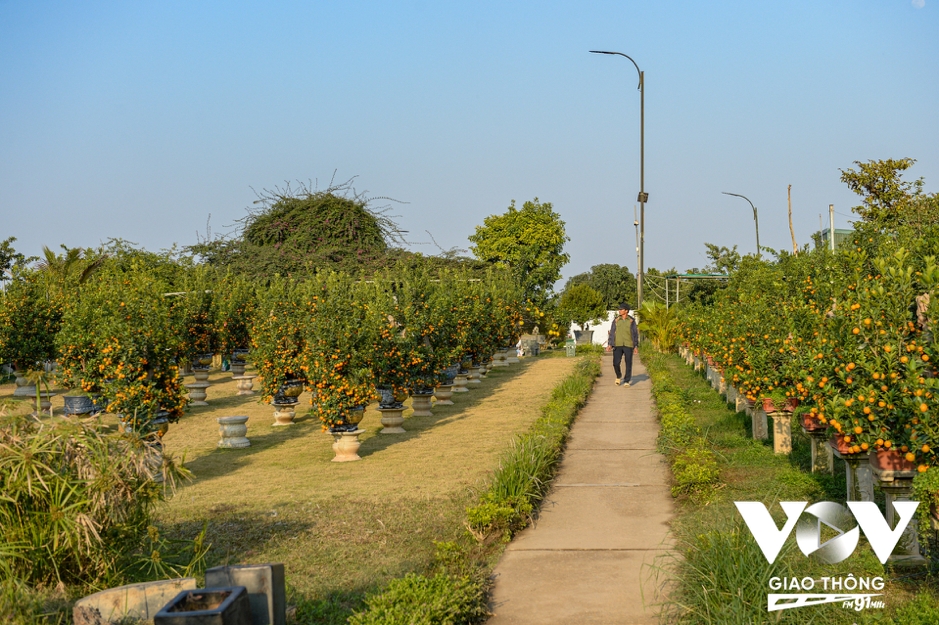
top-left (590, 50), bottom-right (646, 307)
top-left (633, 205), bottom-right (640, 304)
top-left (788, 184), bottom-right (798, 254)
top-left (829, 204), bottom-right (835, 251)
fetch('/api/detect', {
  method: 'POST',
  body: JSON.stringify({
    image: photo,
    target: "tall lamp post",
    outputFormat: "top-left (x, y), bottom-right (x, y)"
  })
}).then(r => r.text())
top-left (590, 50), bottom-right (646, 308)
top-left (722, 192), bottom-right (760, 259)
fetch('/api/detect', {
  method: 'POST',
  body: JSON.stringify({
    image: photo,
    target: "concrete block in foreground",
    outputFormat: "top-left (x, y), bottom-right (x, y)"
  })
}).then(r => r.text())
top-left (205, 563), bottom-right (286, 625)
top-left (73, 577), bottom-right (197, 625)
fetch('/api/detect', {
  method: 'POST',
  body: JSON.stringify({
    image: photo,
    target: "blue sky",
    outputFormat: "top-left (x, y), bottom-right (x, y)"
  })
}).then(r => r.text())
top-left (2, 1), bottom-right (937, 283)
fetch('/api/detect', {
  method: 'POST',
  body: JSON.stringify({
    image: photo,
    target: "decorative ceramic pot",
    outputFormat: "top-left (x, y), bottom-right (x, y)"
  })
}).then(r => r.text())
top-left (281, 379), bottom-right (304, 398)
top-left (12, 371), bottom-right (36, 397)
top-left (467, 367), bottom-right (482, 385)
top-left (231, 348), bottom-right (249, 363)
top-left (193, 353), bottom-right (214, 369)
top-left (331, 430), bottom-right (364, 462)
top-left (799, 412), bottom-right (826, 432)
top-left (761, 397), bottom-right (778, 413)
top-left (233, 375), bottom-right (256, 395)
top-left (443, 364), bottom-right (460, 384)
top-left (452, 373), bottom-right (469, 393)
top-left (271, 399), bottom-right (297, 426)
top-left (828, 434), bottom-right (854, 455)
top-left (347, 406), bottom-right (366, 426)
top-left (434, 384), bottom-right (454, 405)
top-left (63, 394), bottom-right (96, 416)
top-left (378, 387), bottom-right (403, 409)
top-left (870, 449), bottom-right (916, 472)
top-left (410, 392), bottom-right (434, 417)
top-left (378, 406), bottom-right (406, 434)
top-left (151, 416), bottom-right (171, 438)
top-left (186, 380), bottom-right (210, 405)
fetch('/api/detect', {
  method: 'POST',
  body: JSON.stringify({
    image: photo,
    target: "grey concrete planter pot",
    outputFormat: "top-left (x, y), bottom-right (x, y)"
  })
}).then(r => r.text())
top-left (155, 586), bottom-right (252, 625)
top-left (217, 416), bottom-right (250, 448)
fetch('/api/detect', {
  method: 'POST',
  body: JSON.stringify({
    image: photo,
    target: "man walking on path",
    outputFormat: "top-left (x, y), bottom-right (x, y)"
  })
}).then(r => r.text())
top-left (607, 303), bottom-right (639, 386)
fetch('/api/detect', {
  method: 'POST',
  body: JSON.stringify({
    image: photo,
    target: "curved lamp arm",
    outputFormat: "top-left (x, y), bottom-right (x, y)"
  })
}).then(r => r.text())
top-left (722, 192), bottom-right (761, 258)
top-left (589, 50), bottom-right (642, 89)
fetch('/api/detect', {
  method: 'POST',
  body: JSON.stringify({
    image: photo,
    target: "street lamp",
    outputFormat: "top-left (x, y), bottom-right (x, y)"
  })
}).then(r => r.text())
top-left (590, 50), bottom-right (646, 308)
top-left (721, 192), bottom-right (760, 259)
top-left (633, 206), bottom-right (640, 302)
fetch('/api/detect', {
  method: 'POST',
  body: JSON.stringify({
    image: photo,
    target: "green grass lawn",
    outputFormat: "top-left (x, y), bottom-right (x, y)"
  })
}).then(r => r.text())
top-left (0, 355), bottom-right (580, 623)
top-left (155, 355), bottom-right (578, 621)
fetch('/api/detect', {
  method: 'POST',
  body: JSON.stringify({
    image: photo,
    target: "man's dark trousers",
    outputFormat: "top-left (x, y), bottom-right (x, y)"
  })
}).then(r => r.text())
top-left (613, 346), bottom-right (634, 383)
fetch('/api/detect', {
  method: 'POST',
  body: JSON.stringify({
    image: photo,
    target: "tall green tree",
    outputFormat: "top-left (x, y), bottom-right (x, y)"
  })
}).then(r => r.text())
top-left (468, 198), bottom-right (569, 306)
top-left (564, 263), bottom-right (636, 310)
top-left (557, 283), bottom-right (607, 330)
top-left (0, 237), bottom-right (35, 281)
top-left (840, 158), bottom-right (925, 229)
top-left (703, 243), bottom-right (741, 275)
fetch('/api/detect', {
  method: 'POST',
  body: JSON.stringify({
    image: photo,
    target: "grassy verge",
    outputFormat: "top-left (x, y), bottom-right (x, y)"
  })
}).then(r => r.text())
top-left (641, 344), bottom-right (939, 625)
top-left (348, 353), bottom-right (601, 624)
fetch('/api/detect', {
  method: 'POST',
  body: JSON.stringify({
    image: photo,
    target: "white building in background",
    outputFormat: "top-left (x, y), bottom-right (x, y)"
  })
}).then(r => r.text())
top-left (568, 309), bottom-right (637, 346)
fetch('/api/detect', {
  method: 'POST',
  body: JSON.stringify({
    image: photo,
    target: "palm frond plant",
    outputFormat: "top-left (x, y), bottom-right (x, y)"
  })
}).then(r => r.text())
top-left (0, 415), bottom-right (203, 588)
top-left (637, 301), bottom-right (681, 353)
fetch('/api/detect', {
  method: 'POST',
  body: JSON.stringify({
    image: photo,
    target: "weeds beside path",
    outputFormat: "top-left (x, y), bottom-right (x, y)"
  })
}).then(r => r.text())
top-left (645, 348), bottom-right (939, 625)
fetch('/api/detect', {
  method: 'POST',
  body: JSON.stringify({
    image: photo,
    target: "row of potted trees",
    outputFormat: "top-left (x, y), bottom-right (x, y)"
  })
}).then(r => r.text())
top-left (679, 240), bottom-right (939, 474)
top-left (675, 233), bottom-right (939, 563)
top-left (1, 256), bottom-right (526, 441)
top-left (1, 261), bottom-right (258, 433)
top-left (250, 268), bottom-right (525, 431)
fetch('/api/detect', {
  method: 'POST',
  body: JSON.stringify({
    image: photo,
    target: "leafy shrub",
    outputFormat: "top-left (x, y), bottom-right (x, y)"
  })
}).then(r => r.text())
top-left (643, 346), bottom-right (721, 504)
top-left (347, 573), bottom-right (488, 625)
top-left (465, 496), bottom-right (531, 544)
top-left (0, 415), bottom-right (203, 587)
top-left (657, 405), bottom-right (699, 452)
top-left (0, 579), bottom-right (71, 625)
top-left (671, 445), bottom-right (720, 499)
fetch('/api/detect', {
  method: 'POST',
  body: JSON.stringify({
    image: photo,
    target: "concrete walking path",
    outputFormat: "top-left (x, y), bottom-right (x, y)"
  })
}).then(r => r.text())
top-left (487, 354), bottom-right (674, 624)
